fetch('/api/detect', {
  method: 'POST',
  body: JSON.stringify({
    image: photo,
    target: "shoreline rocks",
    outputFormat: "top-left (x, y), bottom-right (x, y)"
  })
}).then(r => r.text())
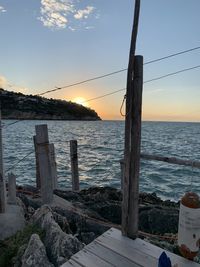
top-left (0, 186), bottom-right (182, 267)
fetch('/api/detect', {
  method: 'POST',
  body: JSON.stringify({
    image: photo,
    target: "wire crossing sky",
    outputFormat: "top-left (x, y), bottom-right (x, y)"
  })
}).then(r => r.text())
top-left (0, 0), bottom-right (200, 121)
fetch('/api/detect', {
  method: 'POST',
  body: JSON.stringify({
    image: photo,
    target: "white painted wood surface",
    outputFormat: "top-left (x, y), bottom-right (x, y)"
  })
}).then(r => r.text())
top-left (61, 228), bottom-right (200, 267)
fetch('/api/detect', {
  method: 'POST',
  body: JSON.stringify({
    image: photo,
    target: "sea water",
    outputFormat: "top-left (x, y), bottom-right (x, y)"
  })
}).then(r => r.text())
top-left (3, 120), bottom-right (200, 201)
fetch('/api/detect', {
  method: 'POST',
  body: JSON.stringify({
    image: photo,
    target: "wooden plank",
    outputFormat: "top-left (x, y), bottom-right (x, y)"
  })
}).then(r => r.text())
top-left (96, 233), bottom-right (157, 267)
top-left (141, 153), bottom-right (200, 169)
top-left (122, 0), bottom-right (141, 236)
top-left (70, 140), bottom-right (79, 191)
top-left (86, 241), bottom-right (140, 267)
top-left (105, 228), bottom-right (200, 267)
top-left (72, 248), bottom-right (114, 267)
top-left (61, 259), bottom-right (82, 267)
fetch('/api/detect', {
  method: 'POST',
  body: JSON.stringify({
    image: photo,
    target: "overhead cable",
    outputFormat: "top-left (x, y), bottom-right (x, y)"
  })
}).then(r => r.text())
top-left (38, 46), bottom-right (200, 96)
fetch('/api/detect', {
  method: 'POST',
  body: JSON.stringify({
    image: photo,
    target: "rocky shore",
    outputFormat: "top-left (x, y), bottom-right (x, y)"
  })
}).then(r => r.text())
top-left (0, 186), bottom-right (197, 266)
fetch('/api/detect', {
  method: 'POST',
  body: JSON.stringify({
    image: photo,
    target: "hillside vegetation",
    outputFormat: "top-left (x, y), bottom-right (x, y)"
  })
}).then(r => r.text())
top-left (0, 89), bottom-right (101, 120)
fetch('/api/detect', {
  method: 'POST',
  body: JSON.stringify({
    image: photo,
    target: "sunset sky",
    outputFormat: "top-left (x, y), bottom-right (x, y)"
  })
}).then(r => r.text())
top-left (0, 0), bottom-right (200, 121)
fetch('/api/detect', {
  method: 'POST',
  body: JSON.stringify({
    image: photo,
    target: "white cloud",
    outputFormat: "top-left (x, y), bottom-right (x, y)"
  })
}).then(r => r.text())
top-left (38, 0), bottom-right (96, 30)
top-left (0, 5), bottom-right (6, 13)
top-left (74, 6), bottom-right (94, 20)
top-left (38, 0), bottom-right (74, 29)
top-left (0, 75), bottom-right (7, 88)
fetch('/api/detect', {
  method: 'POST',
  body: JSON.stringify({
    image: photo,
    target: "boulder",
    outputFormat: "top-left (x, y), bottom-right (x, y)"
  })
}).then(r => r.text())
top-left (139, 206), bottom-right (179, 234)
top-left (32, 205), bottom-right (84, 267)
top-left (21, 234), bottom-right (53, 267)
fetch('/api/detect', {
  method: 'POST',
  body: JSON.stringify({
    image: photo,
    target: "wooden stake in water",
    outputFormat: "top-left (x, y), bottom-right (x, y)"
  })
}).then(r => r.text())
top-left (0, 110), bottom-right (6, 213)
top-left (49, 143), bottom-right (58, 190)
top-left (33, 135), bottom-right (41, 189)
top-left (70, 140), bottom-right (80, 191)
top-left (35, 124), bottom-right (53, 204)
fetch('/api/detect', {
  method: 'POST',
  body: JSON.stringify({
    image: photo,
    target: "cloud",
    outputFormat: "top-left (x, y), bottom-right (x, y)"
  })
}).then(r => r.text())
top-left (0, 5), bottom-right (6, 13)
top-left (38, 0), bottom-right (96, 30)
top-left (74, 6), bottom-right (95, 20)
top-left (0, 75), bottom-right (7, 88)
top-left (38, 0), bottom-right (74, 29)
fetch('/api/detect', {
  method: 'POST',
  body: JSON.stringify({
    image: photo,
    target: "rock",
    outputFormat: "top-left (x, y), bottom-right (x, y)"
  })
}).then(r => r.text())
top-left (53, 206), bottom-right (109, 237)
top-left (13, 244), bottom-right (27, 267)
top-left (139, 207), bottom-right (179, 234)
top-left (0, 204), bottom-right (25, 240)
top-left (52, 211), bottom-right (72, 234)
top-left (79, 232), bottom-right (96, 245)
top-left (32, 205), bottom-right (84, 267)
top-left (21, 234), bottom-right (53, 267)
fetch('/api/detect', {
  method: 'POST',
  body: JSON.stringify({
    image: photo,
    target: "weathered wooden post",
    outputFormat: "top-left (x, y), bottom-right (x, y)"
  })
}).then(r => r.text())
top-left (33, 135), bottom-right (41, 189)
top-left (122, 0), bottom-right (142, 239)
top-left (7, 173), bottom-right (17, 205)
top-left (120, 159), bottom-right (124, 190)
top-left (49, 143), bottom-right (58, 190)
top-left (70, 140), bottom-right (79, 191)
top-left (0, 110), bottom-right (6, 213)
top-left (35, 124), bottom-right (53, 204)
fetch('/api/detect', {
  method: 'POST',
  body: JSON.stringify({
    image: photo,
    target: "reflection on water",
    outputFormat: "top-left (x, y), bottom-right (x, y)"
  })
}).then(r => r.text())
top-left (3, 120), bottom-right (200, 200)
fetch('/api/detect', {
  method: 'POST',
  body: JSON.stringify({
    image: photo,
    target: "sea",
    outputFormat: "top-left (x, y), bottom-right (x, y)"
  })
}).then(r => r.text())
top-left (2, 120), bottom-right (200, 201)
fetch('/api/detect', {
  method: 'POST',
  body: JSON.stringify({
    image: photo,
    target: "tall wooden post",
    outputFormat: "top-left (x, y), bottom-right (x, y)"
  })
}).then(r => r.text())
top-left (70, 140), bottom-right (79, 191)
top-left (35, 124), bottom-right (53, 204)
top-left (120, 159), bottom-right (124, 190)
top-left (122, 0), bottom-right (141, 238)
top-left (49, 143), bottom-right (58, 190)
top-left (7, 173), bottom-right (17, 205)
top-left (0, 110), bottom-right (6, 213)
top-left (33, 135), bottom-right (41, 189)
top-left (122, 56), bottom-right (143, 238)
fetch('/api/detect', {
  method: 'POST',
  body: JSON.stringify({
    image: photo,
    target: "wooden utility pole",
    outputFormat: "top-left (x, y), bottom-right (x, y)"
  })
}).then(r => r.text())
top-left (0, 110), bottom-right (6, 213)
top-left (122, 0), bottom-right (142, 238)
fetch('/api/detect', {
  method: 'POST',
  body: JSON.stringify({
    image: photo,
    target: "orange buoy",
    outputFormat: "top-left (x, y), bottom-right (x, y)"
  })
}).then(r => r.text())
top-left (178, 192), bottom-right (200, 260)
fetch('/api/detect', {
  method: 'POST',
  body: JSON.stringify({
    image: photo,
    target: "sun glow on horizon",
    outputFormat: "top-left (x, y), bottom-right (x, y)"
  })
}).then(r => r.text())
top-left (72, 97), bottom-right (89, 107)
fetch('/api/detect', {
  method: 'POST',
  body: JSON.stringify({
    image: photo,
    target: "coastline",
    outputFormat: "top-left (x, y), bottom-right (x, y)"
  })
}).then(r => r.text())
top-left (0, 186), bottom-right (183, 267)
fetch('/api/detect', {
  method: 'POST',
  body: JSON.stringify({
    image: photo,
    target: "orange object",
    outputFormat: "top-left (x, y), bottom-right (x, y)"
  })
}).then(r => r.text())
top-left (178, 192), bottom-right (200, 260)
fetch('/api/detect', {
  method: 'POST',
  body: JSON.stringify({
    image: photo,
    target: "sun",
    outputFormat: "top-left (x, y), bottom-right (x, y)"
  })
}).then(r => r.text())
top-left (72, 97), bottom-right (89, 107)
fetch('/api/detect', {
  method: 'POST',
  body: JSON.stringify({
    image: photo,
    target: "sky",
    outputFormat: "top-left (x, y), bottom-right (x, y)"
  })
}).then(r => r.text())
top-left (0, 0), bottom-right (200, 121)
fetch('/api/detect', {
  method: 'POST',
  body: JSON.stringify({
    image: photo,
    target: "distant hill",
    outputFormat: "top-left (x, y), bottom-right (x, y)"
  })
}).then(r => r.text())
top-left (0, 89), bottom-right (101, 120)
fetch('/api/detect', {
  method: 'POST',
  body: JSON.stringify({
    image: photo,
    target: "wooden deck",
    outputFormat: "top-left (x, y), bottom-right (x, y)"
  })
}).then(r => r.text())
top-left (62, 228), bottom-right (200, 267)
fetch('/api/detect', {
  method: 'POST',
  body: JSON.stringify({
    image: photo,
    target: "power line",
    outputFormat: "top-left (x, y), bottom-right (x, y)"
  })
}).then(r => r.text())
top-left (143, 64), bottom-right (200, 84)
top-left (80, 64), bottom-right (200, 104)
top-left (38, 69), bottom-right (127, 96)
top-left (144, 46), bottom-right (200, 65)
top-left (38, 46), bottom-right (200, 96)
top-left (5, 150), bottom-right (34, 174)
top-left (3, 63), bottom-right (200, 129)
top-left (2, 120), bottom-right (21, 129)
